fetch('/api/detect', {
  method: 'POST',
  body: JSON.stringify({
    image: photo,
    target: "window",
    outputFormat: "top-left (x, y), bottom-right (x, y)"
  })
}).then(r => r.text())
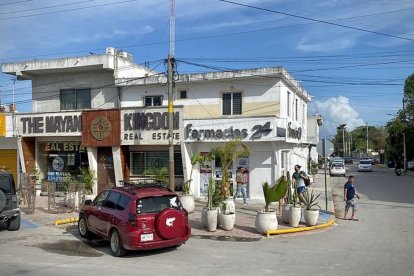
top-left (302, 103), bottom-right (306, 125)
top-left (287, 92), bottom-right (291, 117)
top-left (136, 195), bottom-right (182, 214)
top-left (130, 151), bottom-right (183, 176)
top-left (60, 88), bottom-right (91, 110)
top-left (144, 96), bottom-right (162, 106)
top-left (179, 90), bottom-right (187, 99)
top-left (222, 92), bottom-right (242, 115)
top-left (103, 191), bottom-right (121, 209)
top-left (295, 99), bottom-right (298, 121)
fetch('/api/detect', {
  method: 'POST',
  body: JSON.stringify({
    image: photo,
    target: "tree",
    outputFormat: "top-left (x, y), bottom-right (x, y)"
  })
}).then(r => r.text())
top-left (404, 73), bottom-right (414, 122)
top-left (210, 140), bottom-right (250, 199)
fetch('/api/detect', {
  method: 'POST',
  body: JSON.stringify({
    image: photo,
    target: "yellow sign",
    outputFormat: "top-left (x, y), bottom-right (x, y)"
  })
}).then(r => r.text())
top-left (0, 113), bottom-right (6, 137)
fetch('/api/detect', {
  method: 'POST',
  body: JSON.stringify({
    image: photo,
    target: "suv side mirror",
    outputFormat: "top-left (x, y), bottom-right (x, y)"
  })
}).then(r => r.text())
top-left (84, 199), bottom-right (93, 205)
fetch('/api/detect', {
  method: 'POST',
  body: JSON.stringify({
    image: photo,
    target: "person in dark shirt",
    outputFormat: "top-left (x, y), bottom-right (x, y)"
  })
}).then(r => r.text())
top-left (343, 175), bottom-right (360, 221)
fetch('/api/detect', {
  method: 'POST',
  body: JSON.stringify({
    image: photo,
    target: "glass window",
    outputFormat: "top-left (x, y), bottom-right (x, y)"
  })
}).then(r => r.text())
top-left (130, 151), bottom-right (183, 176)
top-left (180, 90), bottom-right (187, 99)
top-left (93, 191), bottom-right (109, 207)
top-left (144, 96), bottom-right (162, 106)
top-left (287, 92), bottom-right (291, 117)
top-left (222, 92), bottom-right (242, 115)
top-left (136, 195), bottom-right (182, 214)
top-left (117, 194), bottom-right (131, 211)
top-left (104, 191), bottom-right (121, 209)
top-left (60, 88), bottom-right (91, 110)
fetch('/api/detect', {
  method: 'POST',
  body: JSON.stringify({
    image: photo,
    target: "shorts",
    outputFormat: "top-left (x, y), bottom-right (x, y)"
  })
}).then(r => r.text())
top-left (345, 198), bottom-right (358, 211)
top-left (296, 186), bottom-right (306, 194)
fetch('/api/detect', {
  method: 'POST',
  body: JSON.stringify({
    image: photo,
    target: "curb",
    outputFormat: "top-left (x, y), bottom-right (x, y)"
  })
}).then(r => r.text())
top-left (54, 217), bottom-right (79, 226)
top-left (266, 218), bottom-right (336, 237)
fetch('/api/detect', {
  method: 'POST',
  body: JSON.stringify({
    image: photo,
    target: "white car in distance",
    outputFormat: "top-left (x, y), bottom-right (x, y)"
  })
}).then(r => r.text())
top-left (358, 159), bottom-right (373, 172)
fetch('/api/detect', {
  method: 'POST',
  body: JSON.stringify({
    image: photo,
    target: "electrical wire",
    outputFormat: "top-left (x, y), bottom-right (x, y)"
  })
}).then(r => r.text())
top-left (217, 0), bottom-right (414, 42)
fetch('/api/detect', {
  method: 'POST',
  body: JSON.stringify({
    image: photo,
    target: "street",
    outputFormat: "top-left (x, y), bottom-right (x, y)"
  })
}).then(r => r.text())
top-left (1, 165), bottom-right (414, 276)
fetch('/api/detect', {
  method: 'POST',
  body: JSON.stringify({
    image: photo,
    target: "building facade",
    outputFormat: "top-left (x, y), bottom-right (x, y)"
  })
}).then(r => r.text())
top-left (2, 48), bottom-right (317, 201)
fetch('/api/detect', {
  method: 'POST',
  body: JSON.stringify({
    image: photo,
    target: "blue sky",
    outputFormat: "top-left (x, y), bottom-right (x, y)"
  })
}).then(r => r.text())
top-left (0, 0), bottom-right (413, 137)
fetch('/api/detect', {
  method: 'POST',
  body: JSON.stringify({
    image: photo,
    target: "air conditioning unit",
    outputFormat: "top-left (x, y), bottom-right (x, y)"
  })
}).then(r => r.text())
top-left (106, 47), bottom-right (116, 55)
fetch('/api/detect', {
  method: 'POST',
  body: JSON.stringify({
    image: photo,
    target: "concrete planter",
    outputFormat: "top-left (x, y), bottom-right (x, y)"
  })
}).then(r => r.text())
top-left (219, 212), bottom-right (236, 231)
top-left (206, 209), bottom-right (218, 232)
top-left (255, 210), bottom-right (278, 234)
top-left (289, 206), bottom-right (302, 227)
top-left (179, 195), bottom-right (195, 213)
top-left (304, 209), bottom-right (319, 226)
top-left (282, 203), bottom-right (292, 224)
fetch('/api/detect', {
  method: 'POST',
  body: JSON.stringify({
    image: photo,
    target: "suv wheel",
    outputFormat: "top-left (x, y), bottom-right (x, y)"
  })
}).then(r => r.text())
top-left (110, 229), bottom-right (126, 257)
top-left (0, 190), bottom-right (6, 212)
top-left (7, 213), bottom-right (21, 231)
top-left (78, 216), bottom-right (91, 239)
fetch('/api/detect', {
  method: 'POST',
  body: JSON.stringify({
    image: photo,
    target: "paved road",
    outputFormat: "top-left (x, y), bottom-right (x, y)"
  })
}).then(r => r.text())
top-left (1, 165), bottom-right (413, 276)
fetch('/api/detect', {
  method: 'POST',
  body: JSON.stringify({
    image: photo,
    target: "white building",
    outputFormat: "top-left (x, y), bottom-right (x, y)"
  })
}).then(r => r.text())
top-left (2, 48), bottom-right (319, 201)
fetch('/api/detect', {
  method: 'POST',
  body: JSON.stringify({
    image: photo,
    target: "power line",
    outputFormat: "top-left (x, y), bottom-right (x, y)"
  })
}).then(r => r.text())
top-left (0, 0), bottom-right (34, 6)
top-left (0, 0), bottom-right (98, 15)
top-left (217, 0), bottom-right (414, 42)
top-left (0, 0), bottom-right (139, 21)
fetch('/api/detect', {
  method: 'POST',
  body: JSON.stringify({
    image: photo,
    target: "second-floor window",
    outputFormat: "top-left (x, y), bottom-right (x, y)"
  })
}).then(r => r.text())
top-left (287, 92), bottom-right (291, 117)
top-left (145, 96), bottom-right (162, 106)
top-left (222, 92), bottom-right (242, 115)
top-left (60, 88), bottom-right (91, 110)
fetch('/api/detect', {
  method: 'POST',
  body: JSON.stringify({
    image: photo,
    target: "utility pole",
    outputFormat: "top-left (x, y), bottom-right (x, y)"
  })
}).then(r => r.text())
top-left (167, 0), bottom-right (175, 191)
top-left (403, 99), bottom-right (407, 173)
top-left (366, 123), bottom-right (369, 157)
top-left (342, 126), bottom-right (345, 157)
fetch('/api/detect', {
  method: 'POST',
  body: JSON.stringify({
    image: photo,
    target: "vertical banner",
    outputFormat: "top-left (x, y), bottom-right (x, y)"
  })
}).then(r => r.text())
top-left (0, 113), bottom-right (6, 137)
top-left (199, 152), bottom-right (213, 195)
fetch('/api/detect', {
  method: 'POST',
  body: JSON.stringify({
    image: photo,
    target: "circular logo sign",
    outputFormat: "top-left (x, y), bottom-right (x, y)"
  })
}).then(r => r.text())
top-left (52, 156), bottom-right (64, 171)
top-left (90, 116), bottom-right (111, 141)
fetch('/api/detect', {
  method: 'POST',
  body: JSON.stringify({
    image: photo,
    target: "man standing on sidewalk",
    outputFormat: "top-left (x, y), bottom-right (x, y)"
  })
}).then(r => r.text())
top-left (343, 175), bottom-right (360, 221)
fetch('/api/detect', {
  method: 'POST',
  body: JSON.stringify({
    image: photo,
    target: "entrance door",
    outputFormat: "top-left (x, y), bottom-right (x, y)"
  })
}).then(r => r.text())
top-left (97, 147), bottom-right (115, 193)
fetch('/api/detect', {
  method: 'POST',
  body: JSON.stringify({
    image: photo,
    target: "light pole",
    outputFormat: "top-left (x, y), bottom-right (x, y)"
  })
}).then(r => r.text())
top-left (403, 99), bottom-right (407, 172)
top-left (366, 123), bottom-right (369, 157)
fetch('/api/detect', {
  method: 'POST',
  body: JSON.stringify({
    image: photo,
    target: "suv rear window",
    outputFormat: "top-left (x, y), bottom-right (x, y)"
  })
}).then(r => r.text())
top-left (136, 196), bottom-right (181, 214)
top-left (360, 160), bottom-right (371, 164)
top-left (0, 174), bottom-right (16, 194)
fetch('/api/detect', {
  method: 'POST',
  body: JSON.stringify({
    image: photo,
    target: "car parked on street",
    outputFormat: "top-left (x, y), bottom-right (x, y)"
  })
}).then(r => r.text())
top-left (330, 162), bottom-right (346, 177)
top-left (408, 159), bottom-right (414, 171)
top-left (78, 181), bottom-right (191, 257)
top-left (358, 159), bottom-right (373, 172)
top-left (0, 167), bottom-right (20, 231)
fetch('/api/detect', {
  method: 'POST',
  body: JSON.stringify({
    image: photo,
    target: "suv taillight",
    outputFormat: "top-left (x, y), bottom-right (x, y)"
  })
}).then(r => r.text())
top-left (128, 213), bottom-right (137, 227)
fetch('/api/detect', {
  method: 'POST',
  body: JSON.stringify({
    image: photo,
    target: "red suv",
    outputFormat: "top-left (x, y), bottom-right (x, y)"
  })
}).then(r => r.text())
top-left (78, 182), bottom-right (191, 257)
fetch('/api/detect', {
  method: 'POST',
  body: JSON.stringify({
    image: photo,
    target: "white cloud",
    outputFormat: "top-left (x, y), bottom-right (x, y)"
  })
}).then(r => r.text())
top-left (313, 96), bottom-right (365, 137)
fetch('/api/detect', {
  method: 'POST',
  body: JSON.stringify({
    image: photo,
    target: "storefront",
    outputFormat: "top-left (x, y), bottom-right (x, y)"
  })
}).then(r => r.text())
top-left (16, 111), bottom-right (87, 192)
top-left (120, 107), bottom-right (184, 188)
top-left (182, 117), bottom-right (309, 201)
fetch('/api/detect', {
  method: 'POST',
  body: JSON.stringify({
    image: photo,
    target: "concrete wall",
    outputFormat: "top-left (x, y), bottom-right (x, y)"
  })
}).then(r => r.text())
top-left (32, 71), bottom-right (117, 112)
top-left (122, 78), bottom-right (282, 119)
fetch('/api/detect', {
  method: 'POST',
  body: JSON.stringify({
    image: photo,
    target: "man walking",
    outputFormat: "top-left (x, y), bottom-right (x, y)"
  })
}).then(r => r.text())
top-left (344, 175), bottom-right (360, 221)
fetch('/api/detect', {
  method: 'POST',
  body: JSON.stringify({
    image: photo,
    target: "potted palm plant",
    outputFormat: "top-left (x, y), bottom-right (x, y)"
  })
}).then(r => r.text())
top-left (281, 171), bottom-right (293, 224)
top-left (181, 152), bottom-right (213, 213)
top-left (210, 140), bottom-right (250, 213)
top-left (301, 189), bottom-right (321, 226)
top-left (255, 176), bottom-right (287, 234)
top-left (79, 167), bottom-right (96, 202)
top-left (205, 177), bottom-right (218, 232)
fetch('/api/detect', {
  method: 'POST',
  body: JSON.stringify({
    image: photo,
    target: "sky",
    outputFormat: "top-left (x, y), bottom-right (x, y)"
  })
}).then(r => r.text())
top-left (0, 0), bottom-right (413, 138)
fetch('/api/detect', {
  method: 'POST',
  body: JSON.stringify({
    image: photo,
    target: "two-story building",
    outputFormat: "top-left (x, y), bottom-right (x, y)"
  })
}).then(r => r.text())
top-left (2, 47), bottom-right (315, 201)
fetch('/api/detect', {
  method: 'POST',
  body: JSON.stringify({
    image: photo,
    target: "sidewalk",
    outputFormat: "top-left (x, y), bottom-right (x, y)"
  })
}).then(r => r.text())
top-left (21, 171), bottom-right (336, 240)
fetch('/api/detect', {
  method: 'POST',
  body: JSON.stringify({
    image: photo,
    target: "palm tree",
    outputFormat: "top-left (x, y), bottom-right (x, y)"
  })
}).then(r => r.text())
top-left (210, 140), bottom-right (250, 199)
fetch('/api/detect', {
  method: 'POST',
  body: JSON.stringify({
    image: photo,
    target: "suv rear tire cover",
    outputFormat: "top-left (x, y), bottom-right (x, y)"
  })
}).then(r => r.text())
top-left (0, 190), bottom-right (6, 212)
top-left (156, 208), bottom-right (184, 240)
